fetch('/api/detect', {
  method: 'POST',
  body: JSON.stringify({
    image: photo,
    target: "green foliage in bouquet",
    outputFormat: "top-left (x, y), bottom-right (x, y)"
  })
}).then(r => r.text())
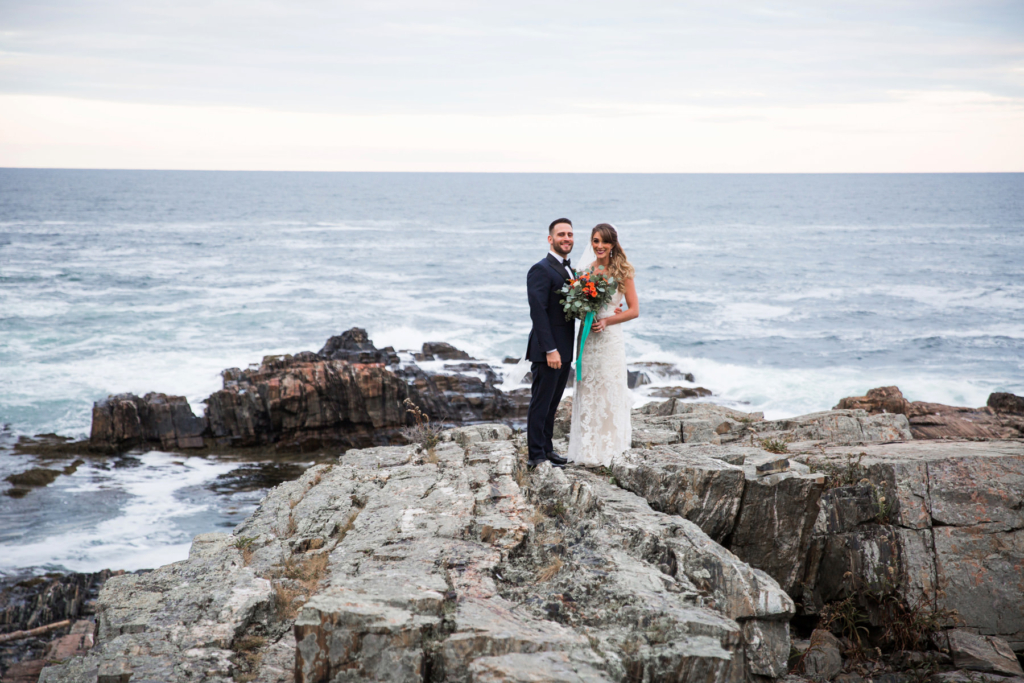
top-left (560, 268), bottom-right (617, 322)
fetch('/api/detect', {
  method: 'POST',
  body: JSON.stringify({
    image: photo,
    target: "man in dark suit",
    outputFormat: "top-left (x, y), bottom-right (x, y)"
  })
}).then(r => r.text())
top-left (526, 218), bottom-right (576, 467)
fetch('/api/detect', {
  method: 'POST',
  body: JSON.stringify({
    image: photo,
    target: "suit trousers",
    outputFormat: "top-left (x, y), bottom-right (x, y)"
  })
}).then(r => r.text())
top-left (527, 360), bottom-right (571, 461)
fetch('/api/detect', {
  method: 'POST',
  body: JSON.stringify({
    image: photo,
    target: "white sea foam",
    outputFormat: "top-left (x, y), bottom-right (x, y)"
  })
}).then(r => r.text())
top-left (624, 350), bottom-right (1004, 419)
top-left (0, 452), bottom-right (238, 573)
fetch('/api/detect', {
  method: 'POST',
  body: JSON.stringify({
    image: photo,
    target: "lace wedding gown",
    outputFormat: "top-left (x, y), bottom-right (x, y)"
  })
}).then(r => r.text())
top-left (567, 291), bottom-right (632, 467)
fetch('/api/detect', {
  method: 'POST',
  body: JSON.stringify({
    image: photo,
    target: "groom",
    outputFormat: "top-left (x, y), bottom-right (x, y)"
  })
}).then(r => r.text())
top-left (526, 218), bottom-right (576, 468)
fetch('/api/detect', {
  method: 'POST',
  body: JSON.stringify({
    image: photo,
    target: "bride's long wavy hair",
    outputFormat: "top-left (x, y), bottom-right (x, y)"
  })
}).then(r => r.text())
top-left (591, 223), bottom-right (634, 291)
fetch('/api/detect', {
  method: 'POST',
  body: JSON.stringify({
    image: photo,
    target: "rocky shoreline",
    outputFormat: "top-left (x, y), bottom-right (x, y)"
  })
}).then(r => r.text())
top-left (6, 405), bottom-right (1020, 682)
top-left (3, 330), bottom-right (1023, 682)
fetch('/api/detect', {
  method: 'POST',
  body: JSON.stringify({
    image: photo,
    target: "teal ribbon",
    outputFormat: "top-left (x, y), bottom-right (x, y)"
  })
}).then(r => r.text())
top-left (576, 311), bottom-right (595, 382)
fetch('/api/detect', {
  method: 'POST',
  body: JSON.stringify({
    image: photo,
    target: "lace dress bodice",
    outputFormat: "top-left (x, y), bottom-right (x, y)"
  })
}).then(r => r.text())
top-left (567, 289), bottom-right (632, 467)
top-left (598, 292), bottom-right (624, 320)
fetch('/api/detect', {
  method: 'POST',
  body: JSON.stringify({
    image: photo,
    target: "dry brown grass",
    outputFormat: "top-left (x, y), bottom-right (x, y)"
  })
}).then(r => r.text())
top-left (285, 514), bottom-right (298, 537)
top-left (270, 552), bottom-right (330, 621)
top-left (233, 666), bottom-right (260, 683)
top-left (233, 635), bottom-right (265, 651)
top-left (310, 463), bottom-right (333, 488)
top-left (233, 536), bottom-right (257, 566)
top-left (273, 582), bottom-right (304, 621)
top-left (539, 531), bottom-right (564, 546)
top-left (284, 552), bottom-right (329, 593)
top-left (514, 463), bottom-right (528, 489)
top-left (536, 556), bottom-right (564, 582)
top-left (334, 514), bottom-right (356, 542)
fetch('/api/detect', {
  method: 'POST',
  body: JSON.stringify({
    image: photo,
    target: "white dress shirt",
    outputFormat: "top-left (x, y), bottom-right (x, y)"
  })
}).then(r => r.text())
top-left (547, 250), bottom-right (572, 353)
top-left (550, 249), bottom-right (573, 279)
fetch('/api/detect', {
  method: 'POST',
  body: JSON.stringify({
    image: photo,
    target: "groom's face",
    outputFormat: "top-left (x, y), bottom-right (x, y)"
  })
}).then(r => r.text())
top-left (548, 222), bottom-right (574, 257)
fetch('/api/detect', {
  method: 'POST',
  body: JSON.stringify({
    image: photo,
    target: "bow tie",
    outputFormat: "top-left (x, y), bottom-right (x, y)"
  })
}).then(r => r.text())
top-left (562, 258), bottom-right (571, 269)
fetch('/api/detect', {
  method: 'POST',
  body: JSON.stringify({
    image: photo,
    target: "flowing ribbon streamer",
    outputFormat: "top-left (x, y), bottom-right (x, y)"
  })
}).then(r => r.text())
top-left (576, 310), bottom-right (595, 382)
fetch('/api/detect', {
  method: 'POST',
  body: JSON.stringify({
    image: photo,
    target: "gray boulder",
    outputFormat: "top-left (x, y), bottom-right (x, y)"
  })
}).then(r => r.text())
top-left (799, 440), bottom-right (1024, 651)
top-left (800, 629), bottom-right (843, 681)
top-left (939, 629), bottom-right (1024, 677)
top-left (749, 409), bottom-right (912, 446)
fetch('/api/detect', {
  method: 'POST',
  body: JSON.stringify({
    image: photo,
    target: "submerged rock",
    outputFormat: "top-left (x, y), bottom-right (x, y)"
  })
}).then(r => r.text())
top-left (4, 467), bottom-right (61, 488)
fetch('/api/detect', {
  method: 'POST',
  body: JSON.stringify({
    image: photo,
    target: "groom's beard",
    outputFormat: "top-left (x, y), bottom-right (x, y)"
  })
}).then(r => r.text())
top-left (551, 244), bottom-right (572, 257)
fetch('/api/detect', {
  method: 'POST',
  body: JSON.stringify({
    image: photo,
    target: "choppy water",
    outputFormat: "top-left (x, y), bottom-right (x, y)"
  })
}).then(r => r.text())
top-left (2, 169), bottom-right (1023, 572)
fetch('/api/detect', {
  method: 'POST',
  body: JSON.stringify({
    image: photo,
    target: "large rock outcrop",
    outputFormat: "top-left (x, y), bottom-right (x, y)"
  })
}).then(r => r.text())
top-left (205, 356), bottom-right (410, 451)
top-left (614, 401), bottom-right (1024, 653)
top-left (42, 426), bottom-right (795, 683)
top-left (88, 329), bottom-right (519, 454)
top-left (609, 443), bottom-right (825, 598)
top-left (797, 440), bottom-right (1024, 652)
top-left (835, 386), bottom-right (1024, 440)
top-left (89, 392), bottom-right (206, 453)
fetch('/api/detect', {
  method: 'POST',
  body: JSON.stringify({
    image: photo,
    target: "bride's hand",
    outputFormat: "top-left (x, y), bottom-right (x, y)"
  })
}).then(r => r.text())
top-left (592, 319), bottom-right (606, 333)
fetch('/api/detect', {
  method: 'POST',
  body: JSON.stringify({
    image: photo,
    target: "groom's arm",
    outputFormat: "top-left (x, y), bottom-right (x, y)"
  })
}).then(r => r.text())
top-left (527, 264), bottom-right (557, 355)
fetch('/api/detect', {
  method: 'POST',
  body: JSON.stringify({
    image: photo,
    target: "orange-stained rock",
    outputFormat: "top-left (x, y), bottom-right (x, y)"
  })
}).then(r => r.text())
top-left (835, 386), bottom-right (910, 415)
top-left (833, 386), bottom-right (1024, 440)
top-left (206, 358), bottom-right (409, 451)
top-left (45, 620), bottom-right (96, 660)
top-left (87, 329), bottom-right (518, 454)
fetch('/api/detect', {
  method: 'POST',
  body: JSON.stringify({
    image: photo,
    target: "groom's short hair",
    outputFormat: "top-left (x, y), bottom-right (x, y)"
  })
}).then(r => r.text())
top-left (548, 218), bottom-right (572, 233)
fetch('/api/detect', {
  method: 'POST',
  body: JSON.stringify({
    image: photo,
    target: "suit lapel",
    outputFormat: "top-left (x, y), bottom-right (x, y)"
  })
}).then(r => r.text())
top-left (546, 253), bottom-right (571, 282)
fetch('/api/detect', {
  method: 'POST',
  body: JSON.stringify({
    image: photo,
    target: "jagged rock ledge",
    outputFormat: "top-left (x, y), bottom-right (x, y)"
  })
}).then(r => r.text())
top-left (36, 406), bottom-right (1024, 683)
top-left (38, 424), bottom-right (795, 683)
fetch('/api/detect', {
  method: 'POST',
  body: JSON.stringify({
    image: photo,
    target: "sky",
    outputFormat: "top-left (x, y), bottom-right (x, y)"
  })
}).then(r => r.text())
top-left (1, 0), bottom-right (1023, 172)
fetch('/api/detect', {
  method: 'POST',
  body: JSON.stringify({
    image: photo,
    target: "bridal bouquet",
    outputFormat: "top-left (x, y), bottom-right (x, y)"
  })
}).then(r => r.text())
top-left (560, 268), bottom-right (617, 381)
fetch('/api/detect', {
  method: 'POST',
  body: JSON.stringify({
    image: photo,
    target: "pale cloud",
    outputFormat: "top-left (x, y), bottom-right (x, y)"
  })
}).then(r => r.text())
top-left (2, 90), bottom-right (1020, 172)
top-left (0, 0), bottom-right (1022, 170)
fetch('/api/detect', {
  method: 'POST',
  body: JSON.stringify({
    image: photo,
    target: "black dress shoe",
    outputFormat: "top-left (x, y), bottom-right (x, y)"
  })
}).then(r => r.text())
top-left (527, 458), bottom-right (548, 468)
top-left (547, 454), bottom-right (568, 466)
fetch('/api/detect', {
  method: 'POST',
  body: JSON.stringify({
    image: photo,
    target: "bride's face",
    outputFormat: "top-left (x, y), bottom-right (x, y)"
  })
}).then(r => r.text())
top-left (592, 233), bottom-right (613, 261)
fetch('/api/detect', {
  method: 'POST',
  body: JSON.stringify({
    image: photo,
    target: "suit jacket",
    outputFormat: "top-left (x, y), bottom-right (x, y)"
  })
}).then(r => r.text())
top-left (526, 253), bottom-right (577, 363)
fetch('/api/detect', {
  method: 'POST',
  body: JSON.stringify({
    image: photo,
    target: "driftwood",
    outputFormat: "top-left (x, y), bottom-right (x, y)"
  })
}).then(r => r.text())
top-left (0, 619), bottom-right (71, 643)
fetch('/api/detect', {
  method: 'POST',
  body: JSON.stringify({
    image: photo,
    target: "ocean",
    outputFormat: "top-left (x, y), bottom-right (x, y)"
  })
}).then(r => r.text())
top-left (2, 169), bottom-right (1022, 573)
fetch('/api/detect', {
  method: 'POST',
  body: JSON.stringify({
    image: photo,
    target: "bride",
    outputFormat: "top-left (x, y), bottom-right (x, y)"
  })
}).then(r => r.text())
top-left (567, 223), bottom-right (639, 467)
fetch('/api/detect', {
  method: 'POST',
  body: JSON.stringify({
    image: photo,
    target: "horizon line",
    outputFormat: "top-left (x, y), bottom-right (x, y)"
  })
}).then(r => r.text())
top-left (3, 167), bottom-right (1023, 175)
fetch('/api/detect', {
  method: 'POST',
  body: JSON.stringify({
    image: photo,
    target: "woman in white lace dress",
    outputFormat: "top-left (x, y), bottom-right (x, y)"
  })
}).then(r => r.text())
top-left (567, 224), bottom-right (639, 468)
